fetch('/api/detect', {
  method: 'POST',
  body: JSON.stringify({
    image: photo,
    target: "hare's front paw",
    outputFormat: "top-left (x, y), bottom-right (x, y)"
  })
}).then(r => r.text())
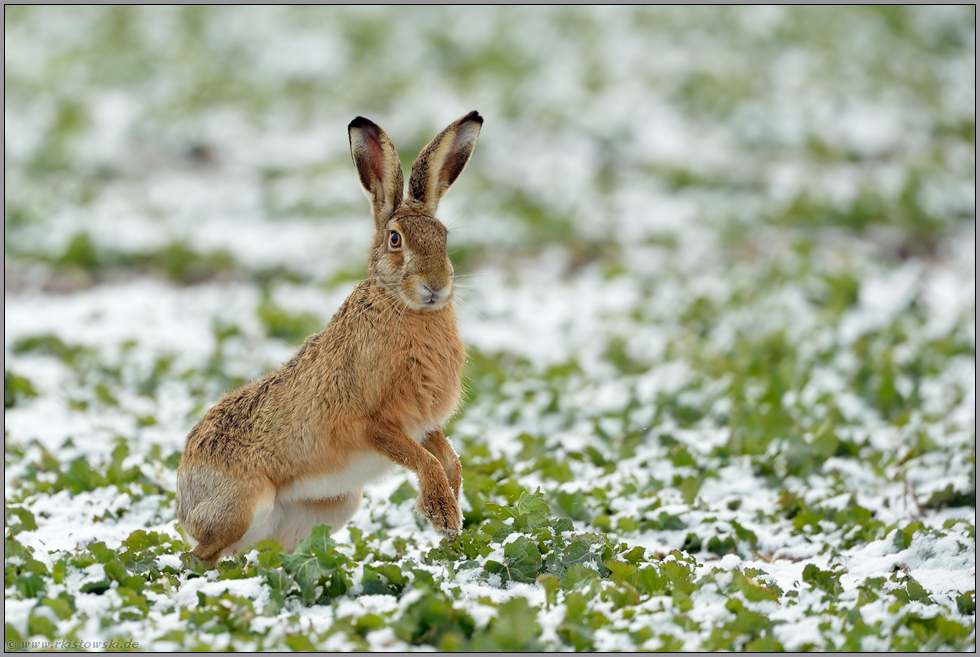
top-left (416, 492), bottom-right (462, 540)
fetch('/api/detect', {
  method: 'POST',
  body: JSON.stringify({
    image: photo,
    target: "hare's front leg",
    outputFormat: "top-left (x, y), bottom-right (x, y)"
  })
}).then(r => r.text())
top-left (369, 419), bottom-right (461, 540)
top-left (422, 428), bottom-right (462, 500)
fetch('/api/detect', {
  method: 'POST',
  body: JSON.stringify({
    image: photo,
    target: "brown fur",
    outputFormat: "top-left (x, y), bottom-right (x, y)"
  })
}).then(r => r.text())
top-left (176, 112), bottom-right (483, 565)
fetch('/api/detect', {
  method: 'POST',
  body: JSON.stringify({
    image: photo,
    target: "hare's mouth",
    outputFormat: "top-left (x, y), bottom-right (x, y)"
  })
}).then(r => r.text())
top-left (411, 281), bottom-right (452, 310)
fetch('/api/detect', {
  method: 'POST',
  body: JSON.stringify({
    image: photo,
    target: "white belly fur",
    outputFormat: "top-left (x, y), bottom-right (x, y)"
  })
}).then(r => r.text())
top-left (277, 450), bottom-right (395, 505)
top-left (228, 427), bottom-right (434, 557)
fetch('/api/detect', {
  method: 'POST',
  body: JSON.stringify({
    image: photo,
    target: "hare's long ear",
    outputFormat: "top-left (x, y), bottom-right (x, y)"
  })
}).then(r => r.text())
top-left (408, 111), bottom-right (483, 216)
top-left (349, 117), bottom-right (404, 228)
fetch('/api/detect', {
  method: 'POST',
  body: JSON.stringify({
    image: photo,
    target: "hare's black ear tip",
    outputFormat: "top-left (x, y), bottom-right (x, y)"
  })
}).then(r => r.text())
top-left (349, 116), bottom-right (374, 131)
top-left (464, 111), bottom-right (484, 125)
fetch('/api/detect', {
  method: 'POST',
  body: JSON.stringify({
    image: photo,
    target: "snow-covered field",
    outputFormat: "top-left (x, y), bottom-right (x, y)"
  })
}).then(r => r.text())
top-left (5, 6), bottom-right (975, 651)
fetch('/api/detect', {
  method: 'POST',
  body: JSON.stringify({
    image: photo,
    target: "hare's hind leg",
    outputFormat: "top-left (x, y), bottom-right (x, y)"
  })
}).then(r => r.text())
top-left (177, 467), bottom-right (277, 566)
top-left (273, 490), bottom-right (362, 552)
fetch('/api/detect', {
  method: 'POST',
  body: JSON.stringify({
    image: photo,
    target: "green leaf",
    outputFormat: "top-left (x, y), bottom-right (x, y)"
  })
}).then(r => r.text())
top-left (411, 567), bottom-right (436, 588)
top-left (904, 574), bottom-right (931, 603)
top-left (557, 589), bottom-right (608, 651)
top-left (254, 540), bottom-right (284, 569)
top-left (361, 564), bottom-right (404, 596)
top-left (355, 613), bottom-right (385, 635)
top-left (604, 579), bottom-right (641, 610)
top-left (802, 564), bottom-right (843, 598)
top-left (650, 512), bottom-right (687, 531)
top-left (80, 580), bottom-right (111, 595)
top-left (41, 594), bottom-right (75, 620)
top-left (562, 539), bottom-right (600, 569)
top-left (746, 635), bottom-right (785, 651)
top-left (27, 611), bottom-right (57, 639)
top-left (88, 541), bottom-right (116, 564)
top-left (473, 597), bottom-right (543, 651)
top-left (347, 526), bottom-right (369, 561)
top-left (730, 521), bottom-right (758, 548)
top-left (503, 536), bottom-right (543, 583)
top-left (682, 532), bottom-right (702, 552)
top-left (265, 569), bottom-right (294, 592)
top-left (5, 506), bottom-right (37, 534)
top-left (707, 535), bottom-right (737, 556)
top-left (605, 559), bottom-right (637, 585)
top-left (281, 525), bottom-right (350, 605)
top-left (538, 573), bottom-right (560, 608)
top-left (3, 370), bottom-right (37, 409)
top-left (485, 539), bottom-right (544, 588)
top-left (678, 476), bottom-right (701, 505)
top-left (103, 558), bottom-right (128, 583)
top-left (723, 598), bottom-right (770, 636)
top-left (285, 634), bottom-right (318, 651)
top-left (623, 545), bottom-right (646, 565)
top-left (295, 523), bottom-right (337, 556)
top-left (551, 517), bottom-right (575, 534)
top-left (484, 502), bottom-right (517, 522)
top-left (552, 490), bottom-right (591, 521)
top-left (393, 587), bottom-right (474, 647)
top-left (732, 570), bottom-right (779, 603)
top-left (955, 591), bottom-right (975, 615)
top-left (117, 586), bottom-right (150, 616)
top-left (5, 536), bottom-right (36, 562)
top-left (64, 458), bottom-right (105, 494)
top-left (894, 522), bottom-right (925, 550)
top-left (661, 559), bottom-right (697, 596)
top-left (516, 490), bottom-right (551, 528)
top-left (179, 551), bottom-right (213, 575)
top-left (924, 484), bottom-right (976, 510)
top-left (635, 565), bottom-right (668, 596)
top-left (218, 557), bottom-right (249, 580)
top-left (121, 529), bottom-right (164, 554)
top-left (563, 564), bottom-right (601, 595)
top-left (14, 573), bottom-right (45, 598)
top-left (281, 552), bottom-right (337, 604)
top-left (5, 623), bottom-right (23, 650)
top-left (52, 558), bottom-right (68, 585)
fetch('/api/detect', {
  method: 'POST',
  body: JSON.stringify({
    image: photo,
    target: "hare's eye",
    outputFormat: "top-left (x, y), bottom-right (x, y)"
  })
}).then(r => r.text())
top-left (389, 231), bottom-right (402, 248)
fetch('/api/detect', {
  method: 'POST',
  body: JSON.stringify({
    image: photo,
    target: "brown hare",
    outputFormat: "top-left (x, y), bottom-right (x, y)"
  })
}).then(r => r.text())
top-left (176, 111), bottom-right (483, 565)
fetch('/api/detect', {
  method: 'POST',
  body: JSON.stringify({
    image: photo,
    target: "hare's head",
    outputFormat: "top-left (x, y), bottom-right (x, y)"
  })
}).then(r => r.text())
top-left (349, 112), bottom-right (482, 311)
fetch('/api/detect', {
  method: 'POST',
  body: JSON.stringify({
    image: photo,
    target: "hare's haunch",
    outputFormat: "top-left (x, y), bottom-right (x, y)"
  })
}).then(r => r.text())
top-left (176, 112), bottom-right (482, 565)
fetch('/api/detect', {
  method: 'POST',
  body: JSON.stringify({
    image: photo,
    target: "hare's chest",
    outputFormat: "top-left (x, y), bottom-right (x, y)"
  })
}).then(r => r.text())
top-left (402, 332), bottom-right (465, 421)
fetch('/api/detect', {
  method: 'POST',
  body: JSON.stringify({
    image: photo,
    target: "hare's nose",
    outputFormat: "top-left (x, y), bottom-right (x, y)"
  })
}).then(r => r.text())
top-left (419, 281), bottom-right (451, 305)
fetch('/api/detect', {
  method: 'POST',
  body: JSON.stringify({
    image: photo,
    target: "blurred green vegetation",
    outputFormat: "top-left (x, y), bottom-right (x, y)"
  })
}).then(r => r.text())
top-left (9, 232), bottom-right (239, 285)
top-left (5, 6), bottom-right (974, 276)
top-left (257, 292), bottom-right (323, 346)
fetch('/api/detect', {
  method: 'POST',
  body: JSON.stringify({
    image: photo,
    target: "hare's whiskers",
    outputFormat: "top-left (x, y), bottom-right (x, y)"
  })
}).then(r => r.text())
top-left (453, 297), bottom-right (488, 323)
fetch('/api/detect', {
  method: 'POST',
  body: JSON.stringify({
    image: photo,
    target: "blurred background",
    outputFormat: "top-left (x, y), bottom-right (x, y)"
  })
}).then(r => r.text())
top-left (6, 6), bottom-right (974, 294)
